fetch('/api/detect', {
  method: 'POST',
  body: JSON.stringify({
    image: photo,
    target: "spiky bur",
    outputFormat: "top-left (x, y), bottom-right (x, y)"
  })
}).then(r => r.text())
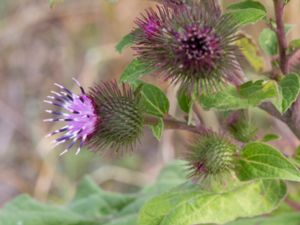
top-left (44, 79), bottom-right (143, 155)
top-left (226, 111), bottom-right (257, 143)
top-left (186, 132), bottom-right (237, 186)
top-left (133, 0), bottom-right (242, 93)
top-left (88, 81), bottom-right (144, 151)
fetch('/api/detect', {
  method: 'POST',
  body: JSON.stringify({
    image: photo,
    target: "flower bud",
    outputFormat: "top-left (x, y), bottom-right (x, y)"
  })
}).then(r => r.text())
top-left (226, 111), bottom-right (257, 143)
top-left (187, 132), bottom-right (237, 181)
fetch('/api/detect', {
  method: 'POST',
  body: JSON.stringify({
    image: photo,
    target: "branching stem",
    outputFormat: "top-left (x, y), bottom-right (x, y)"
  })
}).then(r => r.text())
top-left (144, 115), bottom-right (206, 134)
top-left (274, 0), bottom-right (289, 74)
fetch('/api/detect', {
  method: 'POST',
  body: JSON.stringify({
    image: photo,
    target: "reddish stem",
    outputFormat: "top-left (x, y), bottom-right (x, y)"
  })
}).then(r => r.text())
top-left (274, 0), bottom-right (289, 74)
top-left (144, 115), bottom-right (206, 134)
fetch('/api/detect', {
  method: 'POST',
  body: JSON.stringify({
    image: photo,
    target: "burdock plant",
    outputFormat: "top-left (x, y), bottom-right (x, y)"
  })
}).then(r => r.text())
top-left (13, 0), bottom-right (300, 225)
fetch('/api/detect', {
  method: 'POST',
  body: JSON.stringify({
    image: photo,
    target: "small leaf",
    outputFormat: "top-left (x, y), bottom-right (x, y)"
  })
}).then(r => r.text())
top-left (140, 82), bottom-right (169, 117)
top-left (227, 8), bottom-right (266, 26)
top-left (120, 59), bottom-right (154, 83)
top-left (227, 0), bottom-right (266, 12)
top-left (177, 88), bottom-right (192, 113)
top-left (237, 142), bottom-right (300, 181)
top-left (262, 134), bottom-right (280, 142)
top-left (48, 0), bottom-right (62, 7)
top-left (293, 145), bottom-right (300, 167)
top-left (275, 73), bottom-right (300, 113)
top-left (236, 34), bottom-right (264, 72)
top-left (259, 28), bottom-right (278, 56)
top-left (150, 118), bottom-right (164, 140)
top-left (139, 180), bottom-right (286, 225)
top-left (289, 39), bottom-right (300, 52)
top-left (199, 80), bottom-right (278, 111)
top-left (116, 29), bottom-right (140, 53)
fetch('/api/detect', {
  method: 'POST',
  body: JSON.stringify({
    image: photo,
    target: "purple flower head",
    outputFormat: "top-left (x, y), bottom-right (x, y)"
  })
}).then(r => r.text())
top-left (44, 79), bottom-right (143, 155)
top-left (44, 79), bottom-right (99, 155)
top-left (176, 25), bottom-right (222, 73)
top-left (133, 0), bottom-right (242, 93)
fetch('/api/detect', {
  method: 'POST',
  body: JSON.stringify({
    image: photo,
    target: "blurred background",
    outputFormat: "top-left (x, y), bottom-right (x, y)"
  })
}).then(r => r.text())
top-left (0, 0), bottom-right (300, 207)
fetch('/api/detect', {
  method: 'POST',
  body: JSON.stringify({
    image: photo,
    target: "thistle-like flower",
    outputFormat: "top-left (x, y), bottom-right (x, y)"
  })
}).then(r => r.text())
top-left (134, 0), bottom-right (241, 92)
top-left (44, 79), bottom-right (143, 155)
top-left (186, 132), bottom-right (237, 182)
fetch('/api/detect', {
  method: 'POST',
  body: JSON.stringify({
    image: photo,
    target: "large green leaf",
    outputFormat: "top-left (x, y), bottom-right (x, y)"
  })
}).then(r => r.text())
top-left (117, 160), bottom-right (188, 217)
top-left (226, 213), bottom-right (300, 225)
top-left (120, 59), bottom-right (154, 83)
top-left (140, 82), bottom-right (169, 117)
top-left (0, 195), bottom-right (96, 225)
top-left (116, 29), bottom-right (140, 53)
top-left (275, 73), bottom-right (300, 113)
top-left (103, 214), bottom-right (138, 225)
top-left (199, 80), bottom-right (278, 111)
top-left (0, 161), bottom-right (188, 225)
top-left (139, 180), bottom-right (286, 225)
top-left (237, 142), bottom-right (300, 181)
top-left (68, 177), bottom-right (136, 217)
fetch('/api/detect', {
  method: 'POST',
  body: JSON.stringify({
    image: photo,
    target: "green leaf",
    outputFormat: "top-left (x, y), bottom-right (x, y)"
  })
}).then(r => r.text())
top-left (118, 160), bottom-right (188, 217)
top-left (262, 134), bottom-right (280, 142)
top-left (227, 8), bottom-right (266, 26)
top-left (236, 34), bottom-right (264, 72)
top-left (120, 59), bottom-right (154, 83)
top-left (275, 73), bottom-right (300, 113)
top-left (289, 39), bottom-right (300, 52)
top-left (237, 142), bottom-right (300, 181)
top-left (199, 80), bottom-right (278, 111)
top-left (139, 180), bottom-right (286, 225)
top-left (177, 87), bottom-right (192, 113)
top-left (0, 195), bottom-right (96, 225)
top-left (226, 213), bottom-right (300, 225)
top-left (103, 214), bottom-right (137, 225)
top-left (69, 177), bottom-right (135, 217)
top-left (259, 28), bottom-right (278, 56)
top-left (293, 145), bottom-right (300, 167)
top-left (227, 0), bottom-right (266, 12)
top-left (150, 118), bottom-right (164, 140)
top-left (48, 0), bottom-right (62, 7)
top-left (140, 82), bottom-right (169, 117)
top-left (116, 29), bottom-right (139, 53)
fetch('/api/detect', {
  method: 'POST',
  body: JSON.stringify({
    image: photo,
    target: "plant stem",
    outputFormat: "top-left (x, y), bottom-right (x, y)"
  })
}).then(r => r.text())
top-left (274, 0), bottom-right (289, 74)
top-left (144, 115), bottom-right (205, 134)
top-left (285, 197), bottom-right (300, 211)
